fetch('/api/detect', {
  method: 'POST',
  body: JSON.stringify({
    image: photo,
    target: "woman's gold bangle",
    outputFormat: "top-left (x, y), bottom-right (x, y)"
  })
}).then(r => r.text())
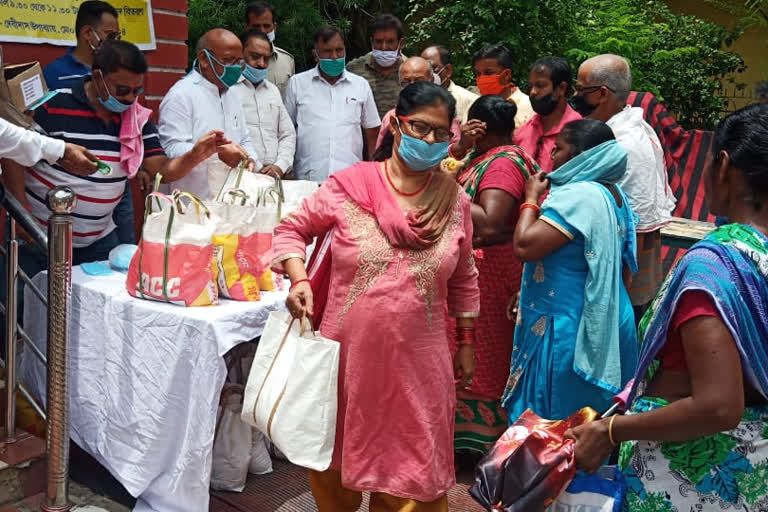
top-left (608, 414), bottom-right (618, 447)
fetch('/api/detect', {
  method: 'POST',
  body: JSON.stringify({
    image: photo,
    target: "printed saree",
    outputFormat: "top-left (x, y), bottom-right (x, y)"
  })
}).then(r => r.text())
top-left (453, 146), bottom-right (539, 455)
top-left (620, 224), bottom-right (768, 511)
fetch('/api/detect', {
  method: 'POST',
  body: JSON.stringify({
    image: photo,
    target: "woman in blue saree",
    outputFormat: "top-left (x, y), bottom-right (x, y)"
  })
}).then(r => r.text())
top-left (568, 103), bottom-right (768, 511)
top-left (502, 119), bottom-right (638, 424)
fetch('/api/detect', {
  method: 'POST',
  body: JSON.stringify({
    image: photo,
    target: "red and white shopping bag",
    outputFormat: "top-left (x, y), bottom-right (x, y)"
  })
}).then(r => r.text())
top-left (126, 191), bottom-right (219, 306)
top-left (208, 167), bottom-right (282, 300)
top-left (209, 198), bottom-right (280, 301)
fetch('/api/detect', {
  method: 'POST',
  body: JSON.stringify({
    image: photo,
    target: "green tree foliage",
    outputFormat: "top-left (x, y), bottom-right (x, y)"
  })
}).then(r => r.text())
top-left (705, 0), bottom-right (768, 26)
top-left (406, 0), bottom-right (577, 88)
top-left (407, 0), bottom-right (745, 129)
top-left (565, 1), bottom-right (746, 128)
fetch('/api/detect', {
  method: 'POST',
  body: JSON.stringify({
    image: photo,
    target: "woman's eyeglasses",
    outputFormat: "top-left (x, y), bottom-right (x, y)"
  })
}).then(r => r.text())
top-left (397, 116), bottom-right (452, 143)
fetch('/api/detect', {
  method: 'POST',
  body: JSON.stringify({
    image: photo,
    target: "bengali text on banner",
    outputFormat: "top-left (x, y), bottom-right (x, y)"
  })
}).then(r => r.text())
top-left (0, 0), bottom-right (156, 50)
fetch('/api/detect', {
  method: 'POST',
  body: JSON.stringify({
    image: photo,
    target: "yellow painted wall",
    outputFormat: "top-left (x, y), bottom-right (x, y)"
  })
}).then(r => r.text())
top-left (666, 0), bottom-right (768, 111)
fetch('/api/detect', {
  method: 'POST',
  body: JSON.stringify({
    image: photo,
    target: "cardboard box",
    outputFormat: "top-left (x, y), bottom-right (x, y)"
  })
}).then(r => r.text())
top-left (0, 46), bottom-right (42, 129)
top-left (3, 61), bottom-right (48, 112)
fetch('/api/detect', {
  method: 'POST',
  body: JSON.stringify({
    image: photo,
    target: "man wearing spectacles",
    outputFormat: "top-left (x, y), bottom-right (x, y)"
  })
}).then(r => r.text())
top-left (574, 54), bottom-right (676, 321)
top-left (159, 28), bottom-right (260, 198)
top-left (42, 1), bottom-right (142, 245)
top-left (43, 1), bottom-right (121, 91)
top-left (374, 57), bottom-right (461, 151)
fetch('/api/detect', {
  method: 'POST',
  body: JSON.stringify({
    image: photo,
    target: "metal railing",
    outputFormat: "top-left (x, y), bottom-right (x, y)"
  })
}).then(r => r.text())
top-left (1, 185), bottom-right (75, 511)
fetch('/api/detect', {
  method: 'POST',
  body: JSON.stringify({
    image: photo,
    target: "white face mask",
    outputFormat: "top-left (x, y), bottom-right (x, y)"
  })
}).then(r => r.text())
top-left (266, 30), bottom-right (275, 43)
top-left (372, 46), bottom-right (400, 67)
top-left (432, 72), bottom-right (442, 85)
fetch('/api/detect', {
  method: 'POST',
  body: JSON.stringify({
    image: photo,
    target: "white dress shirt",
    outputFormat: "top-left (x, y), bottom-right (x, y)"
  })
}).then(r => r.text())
top-left (0, 116), bottom-right (65, 174)
top-left (158, 70), bottom-right (259, 198)
top-left (283, 66), bottom-right (380, 182)
top-left (608, 106), bottom-right (676, 233)
top-left (232, 77), bottom-right (296, 174)
top-left (447, 81), bottom-right (479, 123)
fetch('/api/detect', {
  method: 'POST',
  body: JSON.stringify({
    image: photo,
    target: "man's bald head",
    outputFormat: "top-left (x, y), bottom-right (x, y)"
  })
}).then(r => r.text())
top-left (198, 28), bottom-right (242, 55)
top-left (579, 54), bottom-right (632, 102)
top-left (399, 56), bottom-right (433, 87)
top-left (196, 28), bottom-right (244, 92)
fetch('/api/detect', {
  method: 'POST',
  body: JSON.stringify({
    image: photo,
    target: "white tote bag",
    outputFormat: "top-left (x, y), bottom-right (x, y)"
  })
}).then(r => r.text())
top-left (242, 311), bottom-right (339, 471)
top-left (210, 391), bottom-right (252, 492)
top-left (278, 179), bottom-right (319, 218)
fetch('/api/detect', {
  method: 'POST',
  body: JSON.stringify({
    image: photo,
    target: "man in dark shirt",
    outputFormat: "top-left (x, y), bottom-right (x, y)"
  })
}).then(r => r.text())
top-left (43, 0), bottom-right (120, 90)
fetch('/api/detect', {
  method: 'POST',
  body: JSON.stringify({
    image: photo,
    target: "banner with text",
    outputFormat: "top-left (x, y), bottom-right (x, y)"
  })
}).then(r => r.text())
top-left (0, 0), bottom-right (156, 50)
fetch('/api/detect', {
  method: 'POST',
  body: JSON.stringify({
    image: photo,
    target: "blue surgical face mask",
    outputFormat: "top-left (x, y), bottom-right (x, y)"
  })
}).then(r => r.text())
top-left (396, 122), bottom-right (449, 172)
top-left (96, 72), bottom-right (134, 113)
top-left (243, 63), bottom-right (269, 84)
top-left (318, 56), bottom-right (345, 77)
top-left (204, 49), bottom-right (243, 88)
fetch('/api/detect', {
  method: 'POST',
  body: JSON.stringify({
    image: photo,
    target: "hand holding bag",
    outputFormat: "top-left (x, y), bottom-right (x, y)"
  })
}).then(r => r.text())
top-left (241, 311), bottom-right (339, 471)
top-left (470, 408), bottom-right (599, 512)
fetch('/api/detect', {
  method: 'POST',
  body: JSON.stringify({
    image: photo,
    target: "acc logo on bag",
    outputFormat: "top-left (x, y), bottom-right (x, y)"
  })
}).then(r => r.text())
top-left (139, 273), bottom-right (181, 298)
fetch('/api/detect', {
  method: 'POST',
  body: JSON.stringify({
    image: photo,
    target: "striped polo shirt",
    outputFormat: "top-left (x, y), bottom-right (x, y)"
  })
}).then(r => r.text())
top-left (27, 80), bottom-right (165, 248)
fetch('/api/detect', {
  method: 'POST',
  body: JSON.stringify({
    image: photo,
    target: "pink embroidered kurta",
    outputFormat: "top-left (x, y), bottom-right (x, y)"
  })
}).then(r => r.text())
top-left (272, 162), bottom-right (480, 501)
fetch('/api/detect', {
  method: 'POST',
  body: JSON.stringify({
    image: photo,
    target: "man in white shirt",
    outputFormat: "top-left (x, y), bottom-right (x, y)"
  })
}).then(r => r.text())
top-left (159, 28), bottom-right (259, 198)
top-left (0, 117), bottom-right (97, 176)
top-left (421, 45), bottom-right (478, 123)
top-left (283, 25), bottom-right (380, 183)
top-left (233, 29), bottom-right (296, 179)
top-left (574, 53), bottom-right (676, 316)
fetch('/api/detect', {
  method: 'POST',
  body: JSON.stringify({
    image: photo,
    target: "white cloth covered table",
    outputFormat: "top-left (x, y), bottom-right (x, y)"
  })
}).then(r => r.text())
top-left (20, 266), bottom-right (287, 512)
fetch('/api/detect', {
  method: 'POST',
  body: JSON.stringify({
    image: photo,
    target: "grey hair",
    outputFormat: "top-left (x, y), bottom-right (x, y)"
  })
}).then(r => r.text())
top-left (581, 54), bottom-right (632, 103)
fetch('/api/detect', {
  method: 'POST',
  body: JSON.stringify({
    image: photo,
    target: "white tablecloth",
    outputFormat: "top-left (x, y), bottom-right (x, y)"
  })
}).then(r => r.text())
top-left (20, 266), bottom-right (288, 512)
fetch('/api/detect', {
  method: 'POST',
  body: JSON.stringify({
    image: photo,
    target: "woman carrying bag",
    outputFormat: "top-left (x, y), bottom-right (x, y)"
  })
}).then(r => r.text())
top-left (271, 82), bottom-right (480, 511)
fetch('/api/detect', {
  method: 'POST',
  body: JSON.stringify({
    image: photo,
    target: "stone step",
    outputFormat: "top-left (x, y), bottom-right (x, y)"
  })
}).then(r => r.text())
top-left (0, 430), bottom-right (46, 506)
top-left (0, 485), bottom-right (130, 512)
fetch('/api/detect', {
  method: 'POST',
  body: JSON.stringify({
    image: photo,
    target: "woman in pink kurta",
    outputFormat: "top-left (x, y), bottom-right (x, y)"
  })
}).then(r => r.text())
top-left (272, 82), bottom-right (480, 511)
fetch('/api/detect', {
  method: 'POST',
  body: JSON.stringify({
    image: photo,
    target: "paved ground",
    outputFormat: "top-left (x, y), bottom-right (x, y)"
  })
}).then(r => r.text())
top-left (0, 481), bottom-right (131, 512)
top-left (24, 444), bottom-right (485, 512)
top-left (210, 460), bottom-right (486, 512)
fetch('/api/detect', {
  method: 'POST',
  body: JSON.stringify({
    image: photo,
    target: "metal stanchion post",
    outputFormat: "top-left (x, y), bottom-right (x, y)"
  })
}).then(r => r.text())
top-left (3, 217), bottom-right (18, 446)
top-left (42, 187), bottom-right (76, 512)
